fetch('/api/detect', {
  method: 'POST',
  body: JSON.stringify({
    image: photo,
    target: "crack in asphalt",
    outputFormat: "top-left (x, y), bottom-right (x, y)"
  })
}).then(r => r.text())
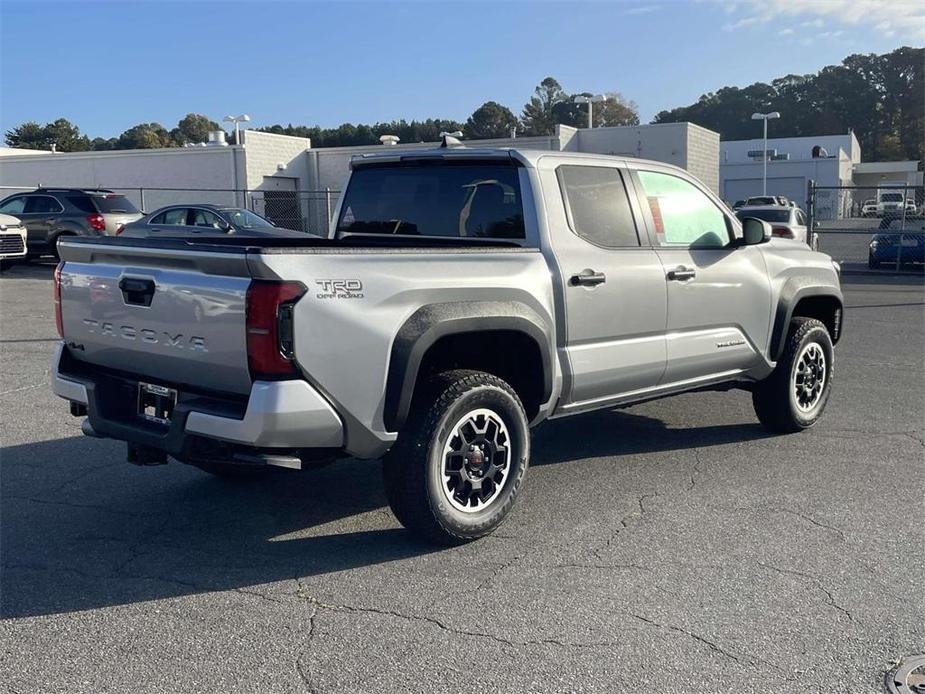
top-left (631, 613), bottom-right (751, 666)
top-left (1, 494), bottom-right (151, 518)
top-left (756, 561), bottom-right (856, 624)
top-left (688, 448), bottom-right (703, 492)
top-left (588, 492), bottom-right (658, 563)
top-left (728, 505), bottom-right (847, 541)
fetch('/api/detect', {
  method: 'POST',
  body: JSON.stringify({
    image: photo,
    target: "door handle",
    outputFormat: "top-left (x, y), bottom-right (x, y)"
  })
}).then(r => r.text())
top-left (667, 266), bottom-right (696, 281)
top-left (570, 269), bottom-right (606, 287)
top-left (119, 277), bottom-right (156, 307)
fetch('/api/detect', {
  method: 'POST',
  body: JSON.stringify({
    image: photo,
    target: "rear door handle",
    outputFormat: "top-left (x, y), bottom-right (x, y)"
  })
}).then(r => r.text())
top-left (570, 269), bottom-right (606, 287)
top-left (667, 266), bottom-right (696, 281)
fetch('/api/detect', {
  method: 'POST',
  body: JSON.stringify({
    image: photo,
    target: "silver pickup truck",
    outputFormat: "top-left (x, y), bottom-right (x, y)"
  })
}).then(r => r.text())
top-left (52, 146), bottom-right (843, 543)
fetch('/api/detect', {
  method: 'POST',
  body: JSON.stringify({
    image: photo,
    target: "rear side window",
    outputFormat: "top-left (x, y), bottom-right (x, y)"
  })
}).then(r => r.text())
top-left (151, 208), bottom-right (188, 225)
top-left (24, 196), bottom-right (64, 214)
top-left (557, 165), bottom-right (639, 247)
top-left (337, 162), bottom-right (525, 239)
top-left (637, 171), bottom-right (729, 248)
top-left (67, 196), bottom-right (97, 213)
top-left (92, 194), bottom-right (139, 214)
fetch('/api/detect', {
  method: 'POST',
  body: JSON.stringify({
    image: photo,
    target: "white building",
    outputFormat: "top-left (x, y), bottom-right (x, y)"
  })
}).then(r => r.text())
top-left (720, 131), bottom-right (922, 216)
top-left (0, 122), bottom-right (719, 233)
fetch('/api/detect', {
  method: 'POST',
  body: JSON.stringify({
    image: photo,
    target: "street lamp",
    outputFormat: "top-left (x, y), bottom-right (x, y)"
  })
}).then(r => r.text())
top-left (223, 114), bottom-right (251, 144)
top-left (751, 111), bottom-right (780, 195)
top-left (574, 94), bottom-right (605, 129)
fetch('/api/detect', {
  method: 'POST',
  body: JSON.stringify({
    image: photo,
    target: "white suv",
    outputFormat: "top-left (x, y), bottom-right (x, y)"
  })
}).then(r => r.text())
top-left (0, 213), bottom-right (28, 270)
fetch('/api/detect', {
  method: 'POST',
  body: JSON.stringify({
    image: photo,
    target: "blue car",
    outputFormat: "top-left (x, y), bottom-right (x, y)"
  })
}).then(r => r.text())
top-left (869, 217), bottom-right (925, 268)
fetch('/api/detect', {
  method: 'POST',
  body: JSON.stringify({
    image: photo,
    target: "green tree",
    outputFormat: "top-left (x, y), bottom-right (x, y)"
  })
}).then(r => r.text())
top-left (91, 137), bottom-right (119, 151)
top-left (117, 123), bottom-right (174, 149)
top-left (654, 46), bottom-right (924, 162)
top-left (465, 101), bottom-right (519, 139)
top-left (553, 92), bottom-right (640, 129)
top-left (521, 77), bottom-right (567, 136)
top-left (170, 113), bottom-right (221, 145)
top-left (4, 118), bottom-right (90, 151)
top-left (4, 121), bottom-right (46, 149)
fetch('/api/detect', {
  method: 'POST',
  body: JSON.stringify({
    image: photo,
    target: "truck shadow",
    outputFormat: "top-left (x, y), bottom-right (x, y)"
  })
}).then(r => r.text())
top-left (1, 409), bottom-right (769, 619)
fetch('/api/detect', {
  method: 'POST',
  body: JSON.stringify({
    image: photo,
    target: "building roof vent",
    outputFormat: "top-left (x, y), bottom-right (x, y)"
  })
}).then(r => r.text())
top-left (812, 145), bottom-right (828, 158)
top-left (207, 130), bottom-right (228, 147)
top-left (379, 135), bottom-right (400, 146)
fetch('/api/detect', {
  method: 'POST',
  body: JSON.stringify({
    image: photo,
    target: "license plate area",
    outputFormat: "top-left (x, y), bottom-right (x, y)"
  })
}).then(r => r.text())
top-left (137, 382), bottom-right (177, 425)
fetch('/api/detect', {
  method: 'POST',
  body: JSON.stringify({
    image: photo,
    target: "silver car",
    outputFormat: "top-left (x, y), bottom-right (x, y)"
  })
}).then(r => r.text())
top-left (119, 204), bottom-right (308, 239)
top-left (736, 205), bottom-right (808, 243)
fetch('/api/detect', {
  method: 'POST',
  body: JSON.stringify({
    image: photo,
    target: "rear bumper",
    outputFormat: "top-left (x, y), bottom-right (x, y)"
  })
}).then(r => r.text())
top-left (51, 343), bottom-right (344, 454)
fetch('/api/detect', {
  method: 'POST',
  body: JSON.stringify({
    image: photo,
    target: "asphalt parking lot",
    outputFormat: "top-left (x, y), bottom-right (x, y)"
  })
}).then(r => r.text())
top-left (1, 262), bottom-right (922, 694)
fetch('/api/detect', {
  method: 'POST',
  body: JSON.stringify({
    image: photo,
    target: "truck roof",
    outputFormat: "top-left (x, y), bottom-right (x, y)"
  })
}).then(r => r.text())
top-left (349, 146), bottom-right (683, 173)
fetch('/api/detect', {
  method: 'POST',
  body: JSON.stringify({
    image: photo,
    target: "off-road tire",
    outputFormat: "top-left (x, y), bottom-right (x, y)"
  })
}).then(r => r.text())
top-left (383, 370), bottom-right (530, 545)
top-left (753, 317), bottom-right (834, 433)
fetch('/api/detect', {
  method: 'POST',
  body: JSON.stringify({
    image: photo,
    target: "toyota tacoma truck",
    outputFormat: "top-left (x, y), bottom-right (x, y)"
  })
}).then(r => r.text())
top-left (51, 145), bottom-right (843, 544)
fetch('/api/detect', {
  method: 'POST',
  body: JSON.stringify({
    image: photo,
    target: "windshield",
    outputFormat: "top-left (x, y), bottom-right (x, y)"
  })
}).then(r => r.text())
top-left (221, 208), bottom-right (275, 229)
top-left (90, 194), bottom-right (139, 214)
top-left (736, 209), bottom-right (790, 223)
top-left (336, 162), bottom-right (525, 239)
top-left (880, 193), bottom-right (903, 202)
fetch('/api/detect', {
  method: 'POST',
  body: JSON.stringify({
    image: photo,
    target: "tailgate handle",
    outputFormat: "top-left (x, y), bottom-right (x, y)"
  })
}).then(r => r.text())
top-left (119, 277), bottom-right (156, 307)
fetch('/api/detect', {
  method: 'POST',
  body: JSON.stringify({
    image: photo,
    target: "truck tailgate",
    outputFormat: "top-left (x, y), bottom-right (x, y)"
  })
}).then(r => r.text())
top-left (58, 240), bottom-right (253, 395)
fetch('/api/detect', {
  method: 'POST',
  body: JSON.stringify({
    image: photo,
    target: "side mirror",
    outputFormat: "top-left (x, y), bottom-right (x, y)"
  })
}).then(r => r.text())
top-left (740, 217), bottom-right (771, 245)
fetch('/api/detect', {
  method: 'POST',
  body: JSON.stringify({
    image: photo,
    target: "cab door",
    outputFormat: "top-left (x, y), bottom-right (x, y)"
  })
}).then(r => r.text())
top-left (541, 163), bottom-right (668, 412)
top-left (631, 168), bottom-right (772, 386)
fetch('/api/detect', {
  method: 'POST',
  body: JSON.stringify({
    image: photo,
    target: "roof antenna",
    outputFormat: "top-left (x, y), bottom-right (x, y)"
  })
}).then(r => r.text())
top-left (439, 131), bottom-right (464, 148)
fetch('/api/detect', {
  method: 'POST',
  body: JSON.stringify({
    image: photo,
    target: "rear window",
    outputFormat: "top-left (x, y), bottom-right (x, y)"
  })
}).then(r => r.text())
top-left (91, 194), bottom-right (139, 214)
top-left (336, 162), bottom-right (525, 239)
top-left (746, 197), bottom-right (777, 206)
top-left (880, 193), bottom-right (903, 202)
top-left (736, 209), bottom-right (790, 223)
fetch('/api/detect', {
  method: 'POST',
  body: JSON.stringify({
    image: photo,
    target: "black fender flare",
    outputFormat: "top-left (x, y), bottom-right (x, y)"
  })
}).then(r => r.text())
top-left (383, 301), bottom-right (554, 432)
top-left (769, 278), bottom-right (843, 360)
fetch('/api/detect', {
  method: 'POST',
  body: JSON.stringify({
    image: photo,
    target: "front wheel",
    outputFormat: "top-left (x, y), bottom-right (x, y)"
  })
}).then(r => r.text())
top-left (383, 370), bottom-right (530, 545)
top-left (753, 317), bottom-right (834, 433)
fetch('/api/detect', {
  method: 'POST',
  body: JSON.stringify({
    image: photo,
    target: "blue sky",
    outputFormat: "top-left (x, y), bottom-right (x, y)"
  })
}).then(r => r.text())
top-left (1, 0), bottom-right (922, 140)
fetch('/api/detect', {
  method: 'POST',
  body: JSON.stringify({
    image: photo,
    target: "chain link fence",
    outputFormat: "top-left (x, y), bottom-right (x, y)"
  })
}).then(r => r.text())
top-left (809, 183), bottom-right (924, 273)
top-left (0, 185), bottom-right (340, 235)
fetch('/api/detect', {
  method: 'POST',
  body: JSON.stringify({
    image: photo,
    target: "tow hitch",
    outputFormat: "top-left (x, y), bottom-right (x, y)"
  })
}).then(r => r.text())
top-left (126, 442), bottom-right (168, 466)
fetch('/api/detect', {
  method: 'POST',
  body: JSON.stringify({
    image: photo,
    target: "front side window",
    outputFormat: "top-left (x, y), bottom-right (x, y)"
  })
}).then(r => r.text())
top-left (24, 196), bottom-right (64, 214)
top-left (192, 209), bottom-right (223, 227)
top-left (222, 208), bottom-right (274, 229)
top-left (337, 162), bottom-right (525, 239)
top-left (558, 165), bottom-right (639, 248)
top-left (637, 171), bottom-right (729, 248)
top-left (0, 196), bottom-right (26, 214)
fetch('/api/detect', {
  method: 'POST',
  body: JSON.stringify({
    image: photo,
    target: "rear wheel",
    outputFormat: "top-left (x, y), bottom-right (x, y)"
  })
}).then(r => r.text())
top-left (383, 370), bottom-right (530, 544)
top-left (753, 317), bottom-right (834, 433)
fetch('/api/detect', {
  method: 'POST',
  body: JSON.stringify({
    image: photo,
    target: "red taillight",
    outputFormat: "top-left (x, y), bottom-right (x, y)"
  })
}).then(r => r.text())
top-left (245, 280), bottom-right (306, 379)
top-left (771, 226), bottom-right (794, 239)
top-left (87, 213), bottom-right (106, 232)
top-left (54, 262), bottom-right (64, 338)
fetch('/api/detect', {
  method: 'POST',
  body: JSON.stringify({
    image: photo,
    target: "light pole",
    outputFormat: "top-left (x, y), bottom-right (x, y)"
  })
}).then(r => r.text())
top-left (751, 111), bottom-right (780, 195)
top-left (223, 114), bottom-right (251, 144)
top-left (574, 94), bottom-right (605, 129)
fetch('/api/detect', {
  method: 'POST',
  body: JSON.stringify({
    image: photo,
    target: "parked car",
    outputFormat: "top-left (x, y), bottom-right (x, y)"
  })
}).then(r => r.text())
top-left (736, 205), bottom-right (809, 243)
top-left (877, 190), bottom-right (906, 218)
top-left (0, 213), bottom-right (28, 270)
top-left (861, 199), bottom-right (878, 217)
top-left (118, 204), bottom-right (307, 239)
top-left (0, 188), bottom-right (142, 259)
top-left (905, 198), bottom-right (918, 215)
top-left (52, 147), bottom-right (843, 544)
top-left (869, 216), bottom-right (925, 268)
top-left (732, 199), bottom-right (746, 210)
